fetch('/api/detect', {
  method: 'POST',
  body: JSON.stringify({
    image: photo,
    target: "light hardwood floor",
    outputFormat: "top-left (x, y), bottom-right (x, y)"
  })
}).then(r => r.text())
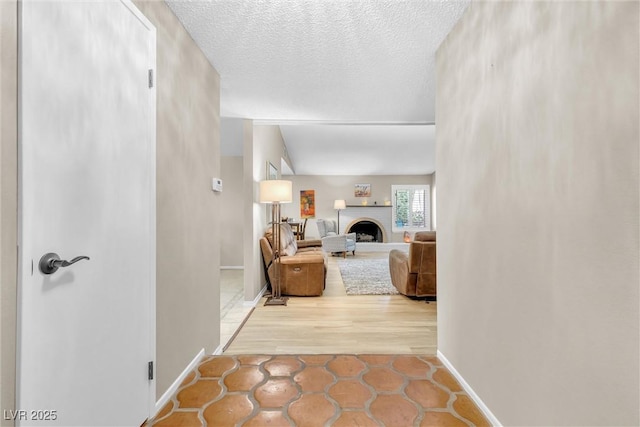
top-left (219, 269), bottom-right (253, 350)
top-left (224, 252), bottom-right (437, 354)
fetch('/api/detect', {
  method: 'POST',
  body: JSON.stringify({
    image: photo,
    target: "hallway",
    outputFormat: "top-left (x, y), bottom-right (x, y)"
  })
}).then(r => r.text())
top-left (2, 2), bottom-right (637, 426)
top-left (144, 253), bottom-right (478, 426)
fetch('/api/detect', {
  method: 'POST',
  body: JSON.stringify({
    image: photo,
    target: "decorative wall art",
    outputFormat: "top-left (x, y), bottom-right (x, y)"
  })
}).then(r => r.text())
top-left (354, 183), bottom-right (371, 197)
top-left (300, 190), bottom-right (315, 218)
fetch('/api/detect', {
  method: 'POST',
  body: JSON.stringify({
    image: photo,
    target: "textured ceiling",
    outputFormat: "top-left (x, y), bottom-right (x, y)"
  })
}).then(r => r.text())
top-left (166, 0), bottom-right (469, 174)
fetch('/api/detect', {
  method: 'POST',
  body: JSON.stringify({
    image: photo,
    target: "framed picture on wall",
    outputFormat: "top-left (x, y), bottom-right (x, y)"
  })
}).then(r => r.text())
top-left (355, 183), bottom-right (371, 197)
top-left (300, 190), bottom-right (315, 218)
top-left (267, 161), bottom-right (278, 180)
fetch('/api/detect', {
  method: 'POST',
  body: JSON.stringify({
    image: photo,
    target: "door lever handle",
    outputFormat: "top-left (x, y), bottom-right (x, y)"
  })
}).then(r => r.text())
top-left (39, 253), bottom-right (90, 275)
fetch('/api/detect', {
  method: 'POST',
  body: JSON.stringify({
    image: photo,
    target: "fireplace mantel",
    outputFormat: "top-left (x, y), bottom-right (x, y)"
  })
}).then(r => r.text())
top-left (346, 205), bottom-right (391, 208)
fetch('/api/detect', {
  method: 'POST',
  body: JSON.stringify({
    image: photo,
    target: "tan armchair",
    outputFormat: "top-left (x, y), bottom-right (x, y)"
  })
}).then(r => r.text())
top-left (260, 223), bottom-right (327, 296)
top-left (389, 231), bottom-right (436, 297)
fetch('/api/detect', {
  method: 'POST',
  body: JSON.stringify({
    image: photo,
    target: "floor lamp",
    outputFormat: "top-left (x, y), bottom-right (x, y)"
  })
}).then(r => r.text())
top-left (334, 199), bottom-right (346, 233)
top-left (260, 179), bottom-right (293, 306)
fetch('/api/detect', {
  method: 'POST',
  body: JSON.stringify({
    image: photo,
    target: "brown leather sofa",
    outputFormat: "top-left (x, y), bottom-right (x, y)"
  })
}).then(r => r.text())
top-left (260, 223), bottom-right (327, 296)
top-left (389, 231), bottom-right (436, 297)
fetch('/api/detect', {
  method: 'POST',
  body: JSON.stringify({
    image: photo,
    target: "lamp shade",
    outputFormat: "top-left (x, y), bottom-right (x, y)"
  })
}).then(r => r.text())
top-left (333, 199), bottom-right (346, 210)
top-left (259, 180), bottom-right (292, 203)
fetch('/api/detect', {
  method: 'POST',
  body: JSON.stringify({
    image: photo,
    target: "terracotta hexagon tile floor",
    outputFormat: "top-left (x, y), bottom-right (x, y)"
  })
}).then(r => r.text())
top-left (264, 357), bottom-right (302, 377)
top-left (327, 379), bottom-right (372, 408)
top-left (362, 366), bottom-right (405, 392)
top-left (224, 366), bottom-right (265, 392)
top-left (177, 380), bottom-right (222, 408)
top-left (370, 394), bottom-right (419, 426)
top-left (294, 366), bottom-right (335, 392)
top-left (332, 411), bottom-right (378, 427)
top-left (146, 355), bottom-right (491, 427)
top-left (254, 378), bottom-right (299, 408)
top-left (327, 355), bottom-right (367, 378)
top-left (243, 410), bottom-right (290, 427)
top-left (405, 379), bottom-right (450, 409)
top-left (288, 394), bottom-right (336, 426)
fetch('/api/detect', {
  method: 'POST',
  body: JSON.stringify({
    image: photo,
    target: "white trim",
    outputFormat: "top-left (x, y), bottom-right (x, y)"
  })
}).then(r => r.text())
top-left (120, 0), bottom-right (157, 416)
top-left (212, 344), bottom-right (224, 355)
top-left (120, 0), bottom-right (154, 30)
top-left (221, 265), bottom-right (244, 270)
top-left (154, 348), bottom-right (205, 416)
top-left (437, 350), bottom-right (502, 427)
top-left (254, 119), bottom-right (436, 126)
top-left (244, 284), bottom-right (267, 307)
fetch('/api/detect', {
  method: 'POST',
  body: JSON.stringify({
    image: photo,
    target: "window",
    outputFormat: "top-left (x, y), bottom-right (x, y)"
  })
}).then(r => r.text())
top-left (391, 185), bottom-right (431, 232)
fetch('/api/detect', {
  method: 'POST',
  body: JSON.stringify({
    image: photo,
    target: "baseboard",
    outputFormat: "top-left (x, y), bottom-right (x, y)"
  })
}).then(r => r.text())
top-left (220, 266), bottom-right (244, 270)
top-left (223, 306), bottom-right (256, 352)
top-left (212, 344), bottom-right (224, 355)
top-left (244, 284), bottom-right (267, 307)
top-left (437, 350), bottom-right (502, 427)
top-left (154, 348), bottom-right (205, 415)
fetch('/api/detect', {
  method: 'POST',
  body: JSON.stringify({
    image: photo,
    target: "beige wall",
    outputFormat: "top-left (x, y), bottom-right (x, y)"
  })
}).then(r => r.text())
top-left (0, 1), bottom-right (17, 425)
top-left (242, 121), bottom-right (256, 300)
top-left (281, 175), bottom-right (432, 242)
top-left (244, 124), bottom-right (288, 300)
top-left (436, 2), bottom-right (639, 426)
top-left (221, 156), bottom-right (244, 267)
top-left (134, 1), bottom-right (221, 397)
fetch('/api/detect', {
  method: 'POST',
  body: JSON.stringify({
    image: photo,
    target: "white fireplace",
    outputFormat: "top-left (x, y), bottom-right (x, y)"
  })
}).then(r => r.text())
top-left (340, 206), bottom-right (392, 242)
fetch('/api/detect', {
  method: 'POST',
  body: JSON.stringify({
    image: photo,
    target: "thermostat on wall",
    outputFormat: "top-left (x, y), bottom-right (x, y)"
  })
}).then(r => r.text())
top-left (212, 178), bottom-right (223, 192)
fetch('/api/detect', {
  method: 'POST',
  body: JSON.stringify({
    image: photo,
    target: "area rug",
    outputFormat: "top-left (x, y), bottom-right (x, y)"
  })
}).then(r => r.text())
top-left (338, 257), bottom-right (399, 295)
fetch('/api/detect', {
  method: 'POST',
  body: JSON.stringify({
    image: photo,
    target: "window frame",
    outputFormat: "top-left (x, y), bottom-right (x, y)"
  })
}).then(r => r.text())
top-left (391, 184), bottom-right (431, 233)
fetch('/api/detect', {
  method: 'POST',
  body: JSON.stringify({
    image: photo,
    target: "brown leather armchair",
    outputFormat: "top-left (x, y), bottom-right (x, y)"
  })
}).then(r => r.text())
top-left (260, 223), bottom-right (327, 296)
top-left (389, 231), bottom-right (436, 297)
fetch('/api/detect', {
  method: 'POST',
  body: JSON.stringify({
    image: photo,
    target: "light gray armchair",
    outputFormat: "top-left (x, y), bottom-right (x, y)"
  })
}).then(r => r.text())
top-left (316, 219), bottom-right (356, 258)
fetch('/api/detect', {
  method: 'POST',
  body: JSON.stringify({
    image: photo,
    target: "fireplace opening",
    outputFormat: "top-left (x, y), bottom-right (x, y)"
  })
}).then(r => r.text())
top-left (347, 220), bottom-right (383, 243)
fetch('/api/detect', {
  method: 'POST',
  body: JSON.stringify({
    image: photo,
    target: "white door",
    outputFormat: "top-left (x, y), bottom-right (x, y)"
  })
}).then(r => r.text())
top-left (18, 1), bottom-right (156, 426)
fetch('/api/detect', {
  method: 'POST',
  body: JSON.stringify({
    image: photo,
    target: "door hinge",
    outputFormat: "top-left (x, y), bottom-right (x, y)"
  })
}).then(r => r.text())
top-left (148, 361), bottom-right (154, 380)
top-left (148, 69), bottom-right (154, 88)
